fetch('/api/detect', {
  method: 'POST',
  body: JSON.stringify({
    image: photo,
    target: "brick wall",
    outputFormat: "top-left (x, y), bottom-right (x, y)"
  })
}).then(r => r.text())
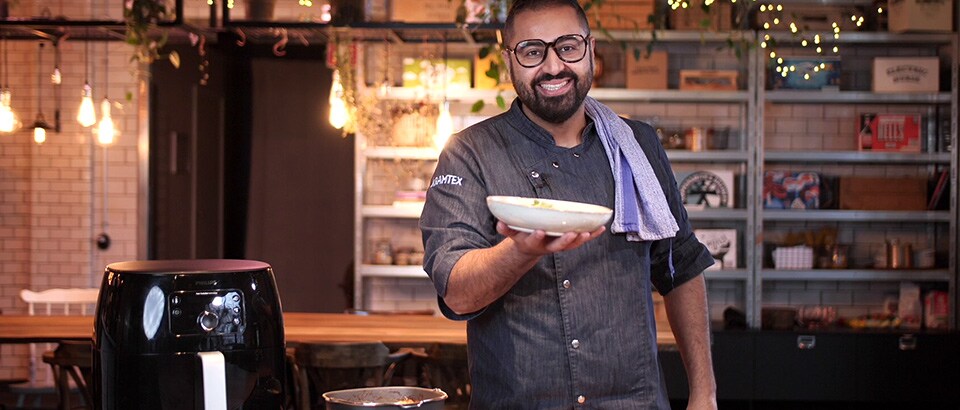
top-left (0, 32), bottom-right (141, 380)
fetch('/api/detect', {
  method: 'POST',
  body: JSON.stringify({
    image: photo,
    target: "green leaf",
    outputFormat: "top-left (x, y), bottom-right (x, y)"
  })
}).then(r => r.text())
top-left (478, 45), bottom-right (491, 59)
top-left (496, 94), bottom-right (506, 110)
top-left (484, 63), bottom-right (499, 81)
top-left (470, 100), bottom-right (485, 113)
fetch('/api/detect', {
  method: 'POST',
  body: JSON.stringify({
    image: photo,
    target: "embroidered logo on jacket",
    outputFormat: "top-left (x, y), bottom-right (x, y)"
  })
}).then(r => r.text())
top-left (431, 174), bottom-right (463, 187)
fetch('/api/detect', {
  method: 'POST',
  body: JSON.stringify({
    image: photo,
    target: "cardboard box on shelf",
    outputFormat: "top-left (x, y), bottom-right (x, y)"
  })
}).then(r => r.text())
top-left (625, 50), bottom-right (668, 90)
top-left (668, 2), bottom-right (732, 30)
top-left (679, 70), bottom-right (738, 91)
top-left (581, 0), bottom-right (655, 30)
top-left (872, 57), bottom-right (940, 93)
top-left (839, 176), bottom-right (927, 211)
top-left (888, 0), bottom-right (953, 32)
top-left (390, 0), bottom-right (460, 23)
top-left (857, 113), bottom-right (922, 152)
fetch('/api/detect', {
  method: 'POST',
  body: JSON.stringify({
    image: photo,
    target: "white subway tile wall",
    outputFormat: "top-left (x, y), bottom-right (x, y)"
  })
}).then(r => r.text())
top-left (0, 34), bottom-right (140, 378)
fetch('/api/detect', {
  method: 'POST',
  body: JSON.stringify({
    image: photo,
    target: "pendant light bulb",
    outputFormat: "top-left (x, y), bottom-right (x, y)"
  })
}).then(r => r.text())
top-left (33, 125), bottom-right (46, 144)
top-left (328, 69), bottom-right (350, 130)
top-left (434, 100), bottom-right (453, 149)
top-left (51, 67), bottom-right (61, 85)
top-left (0, 89), bottom-right (20, 133)
top-left (96, 98), bottom-right (116, 145)
top-left (77, 83), bottom-right (96, 127)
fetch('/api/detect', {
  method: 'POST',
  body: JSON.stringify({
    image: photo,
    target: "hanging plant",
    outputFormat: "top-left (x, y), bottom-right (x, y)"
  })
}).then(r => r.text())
top-left (123, 0), bottom-right (179, 67)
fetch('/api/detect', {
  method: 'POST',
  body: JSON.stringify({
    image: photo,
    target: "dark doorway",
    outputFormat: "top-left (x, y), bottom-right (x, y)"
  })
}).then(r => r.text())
top-left (244, 58), bottom-right (354, 313)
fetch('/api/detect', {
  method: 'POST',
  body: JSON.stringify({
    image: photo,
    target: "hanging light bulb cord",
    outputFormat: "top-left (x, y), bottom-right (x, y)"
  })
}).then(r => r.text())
top-left (36, 42), bottom-right (44, 118)
top-left (53, 40), bottom-right (61, 132)
top-left (2, 34), bottom-right (8, 90)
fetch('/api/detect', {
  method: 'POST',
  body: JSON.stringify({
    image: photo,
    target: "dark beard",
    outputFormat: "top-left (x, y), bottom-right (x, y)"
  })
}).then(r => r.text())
top-left (514, 64), bottom-right (593, 124)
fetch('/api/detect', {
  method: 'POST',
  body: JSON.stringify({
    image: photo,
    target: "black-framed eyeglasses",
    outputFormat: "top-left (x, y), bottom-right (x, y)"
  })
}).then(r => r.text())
top-left (504, 34), bottom-right (591, 68)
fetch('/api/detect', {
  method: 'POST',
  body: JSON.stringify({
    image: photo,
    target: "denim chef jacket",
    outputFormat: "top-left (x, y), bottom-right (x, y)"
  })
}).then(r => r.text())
top-left (420, 100), bottom-right (714, 409)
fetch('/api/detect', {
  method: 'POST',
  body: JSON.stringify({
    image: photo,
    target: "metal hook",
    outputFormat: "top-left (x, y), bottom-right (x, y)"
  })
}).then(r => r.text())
top-left (272, 28), bottom-right (288, 57)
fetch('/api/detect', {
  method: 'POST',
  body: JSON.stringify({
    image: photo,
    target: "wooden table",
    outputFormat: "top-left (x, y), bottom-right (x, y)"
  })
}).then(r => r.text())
top-left (0, 312), bottom-right (466, 345)
top-left (0, 312), bottom-right (674, 346)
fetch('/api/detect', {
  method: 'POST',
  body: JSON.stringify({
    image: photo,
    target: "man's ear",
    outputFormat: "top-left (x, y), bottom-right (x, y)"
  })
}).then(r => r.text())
top-left (501, 49), bottom-right (513, 78)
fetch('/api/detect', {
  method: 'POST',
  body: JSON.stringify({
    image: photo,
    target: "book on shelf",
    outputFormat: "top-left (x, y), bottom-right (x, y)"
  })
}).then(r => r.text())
top-left (927, 170), bottom-right (949, 210)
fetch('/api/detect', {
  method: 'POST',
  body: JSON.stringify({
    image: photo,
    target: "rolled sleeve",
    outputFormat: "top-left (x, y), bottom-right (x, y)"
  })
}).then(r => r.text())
top-left (419, 133), bottom-right (496, 318)
top-left (627, 119), bottom-right (714, 294)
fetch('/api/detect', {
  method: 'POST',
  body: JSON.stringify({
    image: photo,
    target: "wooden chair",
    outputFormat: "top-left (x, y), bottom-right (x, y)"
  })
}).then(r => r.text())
top-left (292, 342), bottom-right (412, 410)
top-left (422, 343), bottom-right (470, 409)
top-left (42, 340), bottom-right (94, 410)
top-left (9, 288), bottom-right (99, 409)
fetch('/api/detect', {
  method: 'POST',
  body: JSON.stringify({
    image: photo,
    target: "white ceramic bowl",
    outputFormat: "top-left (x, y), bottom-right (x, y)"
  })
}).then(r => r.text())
top-left (486, 196), bottom-right (613, 236)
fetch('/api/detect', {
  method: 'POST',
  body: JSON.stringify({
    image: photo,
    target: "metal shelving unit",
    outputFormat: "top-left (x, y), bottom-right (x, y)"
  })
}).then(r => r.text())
top-left (350, 25), bottom-right (958, 329)
top-left (352, 30), bottom-right (758, 310)
top-left (761, 268), bottom-right (953, 282)
top-left (754, 30), bottom-right (959, 330)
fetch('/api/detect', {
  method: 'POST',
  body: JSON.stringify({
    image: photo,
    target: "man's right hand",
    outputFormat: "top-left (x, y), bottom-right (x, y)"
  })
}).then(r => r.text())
top-left (442, 222), bottom-right (605, 315)
top-left (496, 221), bottom-right (606, 256)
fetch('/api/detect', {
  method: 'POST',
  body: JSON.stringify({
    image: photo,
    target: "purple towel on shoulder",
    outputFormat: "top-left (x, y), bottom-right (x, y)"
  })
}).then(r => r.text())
top-left (584, 97), bottom-right (678, 241)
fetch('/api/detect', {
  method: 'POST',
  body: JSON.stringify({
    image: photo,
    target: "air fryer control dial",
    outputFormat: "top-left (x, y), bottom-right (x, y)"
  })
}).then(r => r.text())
top-left (168, 289), bottom-right (244, 336)
top-left (199, 311), bottom-right (219, 331)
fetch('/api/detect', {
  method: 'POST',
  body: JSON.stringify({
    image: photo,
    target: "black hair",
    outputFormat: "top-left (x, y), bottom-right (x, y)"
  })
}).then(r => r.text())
top-left (503, 0), bottom-right (590, 47)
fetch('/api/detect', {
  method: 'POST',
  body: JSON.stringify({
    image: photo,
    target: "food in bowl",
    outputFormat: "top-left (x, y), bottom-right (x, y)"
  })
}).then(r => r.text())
top-left (486, 196), bottom-right (613, 236)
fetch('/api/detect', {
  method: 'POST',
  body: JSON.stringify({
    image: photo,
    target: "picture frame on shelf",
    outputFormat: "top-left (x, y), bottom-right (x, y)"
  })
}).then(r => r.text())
top-left (694, 229), bottom-right (737, 270)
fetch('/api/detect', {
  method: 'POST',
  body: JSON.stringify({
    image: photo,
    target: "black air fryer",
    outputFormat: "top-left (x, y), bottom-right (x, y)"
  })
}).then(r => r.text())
top-left (93, 259), bottom-right (285, 409)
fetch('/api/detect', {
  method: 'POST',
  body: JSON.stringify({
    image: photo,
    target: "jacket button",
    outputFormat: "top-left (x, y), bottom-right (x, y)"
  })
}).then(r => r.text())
top-left (562, 280), bottom-right (571, 289)
top-left (577, 395), bottom-right (586, 404)
top-left (571, 339), bottom-right (580, 349)
top-left (552, 161), bottom-right (560, 168)
top-left (573, 152), bottom-right (581, 158)
top-left (530, 171), bottom-right (540, 178)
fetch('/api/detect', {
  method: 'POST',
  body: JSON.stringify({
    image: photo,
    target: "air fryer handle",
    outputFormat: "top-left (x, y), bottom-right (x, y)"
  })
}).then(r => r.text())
top-left (197, 351), bottom-right (227, 410)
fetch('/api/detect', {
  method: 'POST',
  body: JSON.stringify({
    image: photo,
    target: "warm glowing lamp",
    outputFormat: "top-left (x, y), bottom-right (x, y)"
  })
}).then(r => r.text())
top-left (434, 101), bottom-right (453, 149)
top-left (328, 69), bottom-right (349, 130)
top-left (96, 98), bottom-right (116, 145)
top-left (77, 83), bottom-right (96, 127)
top-left (31, 113), bottom-right (52, 144)
top-left (0, 89), bottom-right (20, 133)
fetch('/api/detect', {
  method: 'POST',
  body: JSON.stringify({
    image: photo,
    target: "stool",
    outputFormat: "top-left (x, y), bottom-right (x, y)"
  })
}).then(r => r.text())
top-left (43, 340), bottom-right (94, 410)
top-left (293, 342), bottom-right (411, 409)
top-left (422, 343), bottom-right (470, 408)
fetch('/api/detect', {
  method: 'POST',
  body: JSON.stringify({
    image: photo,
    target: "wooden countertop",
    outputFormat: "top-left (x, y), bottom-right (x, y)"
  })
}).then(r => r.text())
top-left (0, 312), bottom-right (675, 346)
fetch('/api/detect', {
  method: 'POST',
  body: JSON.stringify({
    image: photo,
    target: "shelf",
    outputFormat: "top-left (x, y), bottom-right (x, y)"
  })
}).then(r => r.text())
top-left (686, 208), bottom-right (750, 221)
top-left (592, 89), bottom-right (750, 103)
top-left (362, 204), bottom-right (423, 219)
top-left (765, 31), bottom-right (957, 45)
top-left (704, 269), bottom-right (749, 280)
top-left (668, 150), bottom-right (750, 162)
top-left (364, 146), bottom-right (440, 160)
top-left (764, 90), bottom-right (951, 104)
top-left (377, 87), bottom-right (749, 103)
top-left (358, 264), bottom-right (428, 278)
top-left (761, 268), bottom-right (952, 282)
top-left (764, 150), bottom-right (951, 164)
top-left (763, 209), bottom-right (950, 222)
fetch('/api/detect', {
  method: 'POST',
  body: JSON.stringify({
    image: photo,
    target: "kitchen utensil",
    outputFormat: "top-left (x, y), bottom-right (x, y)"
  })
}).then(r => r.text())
top-left (93, 259), bottom-right (286, 409)
top-left (323, 386), bottom-right (447, 410)
top-left (486, 196), bottom-right (612, 236)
